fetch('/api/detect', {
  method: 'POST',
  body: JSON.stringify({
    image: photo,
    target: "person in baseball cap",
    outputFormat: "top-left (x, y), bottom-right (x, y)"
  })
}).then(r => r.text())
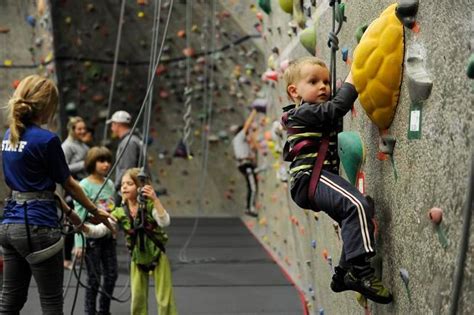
top-left (106, 110), bottom-right (131, 125)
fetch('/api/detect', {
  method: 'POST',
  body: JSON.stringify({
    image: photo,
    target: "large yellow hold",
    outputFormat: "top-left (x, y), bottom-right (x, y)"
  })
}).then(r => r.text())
top-left (352, 4), bottom-right (404, 130)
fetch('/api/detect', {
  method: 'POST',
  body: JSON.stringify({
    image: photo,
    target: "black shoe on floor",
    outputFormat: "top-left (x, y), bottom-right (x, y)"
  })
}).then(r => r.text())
top-left (244, 210), bottom-right (258, 218)
top-left (330, 266), bottom-right (349, 292)
top-left (344, 266), bottom-right (393, 304)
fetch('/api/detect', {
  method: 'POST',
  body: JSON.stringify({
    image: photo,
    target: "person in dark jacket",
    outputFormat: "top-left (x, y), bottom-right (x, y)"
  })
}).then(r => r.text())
top-left (281, 56), bottom-right (392, 304)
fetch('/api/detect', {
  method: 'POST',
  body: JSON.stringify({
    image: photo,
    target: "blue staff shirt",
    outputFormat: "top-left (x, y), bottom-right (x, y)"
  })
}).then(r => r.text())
top-left (2, 124), bottom-right (71, 227)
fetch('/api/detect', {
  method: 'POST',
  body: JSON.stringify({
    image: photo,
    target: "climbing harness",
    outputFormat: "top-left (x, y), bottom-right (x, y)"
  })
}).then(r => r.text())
top-left (10, 191), bottom-right (65, 264)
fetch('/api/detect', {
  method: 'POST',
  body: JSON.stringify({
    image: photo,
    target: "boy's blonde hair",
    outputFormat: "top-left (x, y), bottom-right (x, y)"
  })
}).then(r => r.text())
top-left (7, 75), bottom-right (58, 145)
top-left (283, 56), bottom-right (328, 101)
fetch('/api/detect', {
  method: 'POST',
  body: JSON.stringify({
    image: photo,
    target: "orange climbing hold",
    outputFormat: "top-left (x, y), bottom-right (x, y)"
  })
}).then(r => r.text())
top-left (177, 30), bottom-right (186, 38)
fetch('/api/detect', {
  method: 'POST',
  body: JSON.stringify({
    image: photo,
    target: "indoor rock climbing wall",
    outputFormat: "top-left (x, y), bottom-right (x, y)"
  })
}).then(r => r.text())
top-left (0, 0), bottom-right (473, 314)
top-left (0, 0), bottom-right (57, 211)
top-left (48, 0), bottom-right (266, 216)
top-left (219, 0), bottom-right (473, 314)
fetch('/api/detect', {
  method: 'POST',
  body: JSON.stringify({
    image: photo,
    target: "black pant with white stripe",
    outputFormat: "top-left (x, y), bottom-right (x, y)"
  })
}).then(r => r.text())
top-left (293, 170), bottom-right (375, 268)
top-left (238, 163), bottom-right (258, 212)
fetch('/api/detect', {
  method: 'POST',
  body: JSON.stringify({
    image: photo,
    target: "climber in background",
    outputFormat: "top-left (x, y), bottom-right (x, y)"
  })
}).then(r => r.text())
top-left (231, 109), bottom-right (259, 218)
top-left (281, 56), bottom-right (393, 304)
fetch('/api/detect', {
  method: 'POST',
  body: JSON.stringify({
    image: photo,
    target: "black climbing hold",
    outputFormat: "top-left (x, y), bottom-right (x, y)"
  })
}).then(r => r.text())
top-left (396, 0), bottom-right (419, 29)
top-left (379, 135), bottom-right (396, 155)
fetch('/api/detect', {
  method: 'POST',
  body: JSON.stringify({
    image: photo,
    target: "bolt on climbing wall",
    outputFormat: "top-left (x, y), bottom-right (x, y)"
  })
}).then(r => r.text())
top-left (220, 0), bottom-right (473, 314)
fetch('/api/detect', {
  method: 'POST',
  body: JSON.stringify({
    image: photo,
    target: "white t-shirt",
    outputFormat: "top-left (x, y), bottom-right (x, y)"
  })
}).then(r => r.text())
top-left (232, 129), bottom-right (252, 161)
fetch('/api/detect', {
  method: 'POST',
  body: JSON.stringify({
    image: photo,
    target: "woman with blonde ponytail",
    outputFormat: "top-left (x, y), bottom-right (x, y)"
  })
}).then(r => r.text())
top-left (0, 75), bottom-right (115, 315)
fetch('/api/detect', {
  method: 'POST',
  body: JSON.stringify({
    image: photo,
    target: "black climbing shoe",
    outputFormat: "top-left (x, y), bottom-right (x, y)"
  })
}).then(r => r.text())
top-left (330, 266), bottom-right (349, 293)
top-left (344, 266), bottom-right (393, 304)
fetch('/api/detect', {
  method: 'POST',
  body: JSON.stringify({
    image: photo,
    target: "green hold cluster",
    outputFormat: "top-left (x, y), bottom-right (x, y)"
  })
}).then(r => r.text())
top-left (467, 53), bottom-right (474, 79)
top-left (258, 0), bottom-right (271, 14)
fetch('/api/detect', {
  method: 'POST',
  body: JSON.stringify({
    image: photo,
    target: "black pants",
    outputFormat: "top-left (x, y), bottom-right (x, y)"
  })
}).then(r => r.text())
top-left (293, 170), bottom-right (375, 267)
top-left (238, 163), bottom-right (258, 212)
top-left (84, 237), bottom-right (118, 315)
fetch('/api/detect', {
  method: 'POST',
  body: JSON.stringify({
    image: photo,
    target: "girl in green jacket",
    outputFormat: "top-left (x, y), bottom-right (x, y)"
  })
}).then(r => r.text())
top-left (85, 168), bottom-right (177, 315)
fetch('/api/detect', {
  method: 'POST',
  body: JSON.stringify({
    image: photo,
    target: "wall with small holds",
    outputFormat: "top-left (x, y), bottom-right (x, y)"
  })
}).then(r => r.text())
top-left (48, 0), bottom-right (267, 216)
top-left (222, 0), bottom-right (474, 314)
top-left (0, 0), bottom-right (58, 210)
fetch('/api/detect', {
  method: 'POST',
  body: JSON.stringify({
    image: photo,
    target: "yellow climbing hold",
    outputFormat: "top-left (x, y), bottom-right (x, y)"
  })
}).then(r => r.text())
top-left (351, 4), bottom-right (404, 130)
top-left (3, 59), bottom-right (13, 67)
top-left (279, 0), bottom-right (293, 14)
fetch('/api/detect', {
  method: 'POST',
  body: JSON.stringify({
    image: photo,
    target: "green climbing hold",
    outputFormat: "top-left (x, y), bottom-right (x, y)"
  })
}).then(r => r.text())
top-left (279, 0), bottom-right (293, 14)
top-left (467, 53), bottom-right (474, 79)
top-left (338, 132), bottom-right (365, 185)
top-left (258, 0), bottom-right (271, 15)
top-left (354, 24), bottom-right (368, 43)
top-left (335, 3), bottom-right (346, 24)
top-left (299, 25), bottom-right (317, 55)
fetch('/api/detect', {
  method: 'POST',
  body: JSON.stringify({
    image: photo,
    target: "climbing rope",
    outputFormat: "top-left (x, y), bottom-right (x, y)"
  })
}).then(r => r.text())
top-left (328, 0), bottom-right (345, 98)
top-left (139, 0), bottom-right (162, 168)
top-left (102, 0), bottom-right (127, 143)
top-left (178, 0), bottom-right (217, 264)
top-left (181, 0), bottom-right (194, 158)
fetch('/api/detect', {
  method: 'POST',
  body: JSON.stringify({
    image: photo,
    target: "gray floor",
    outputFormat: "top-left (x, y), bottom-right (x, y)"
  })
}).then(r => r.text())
top-left (20, 218), bottom-right (304, 314)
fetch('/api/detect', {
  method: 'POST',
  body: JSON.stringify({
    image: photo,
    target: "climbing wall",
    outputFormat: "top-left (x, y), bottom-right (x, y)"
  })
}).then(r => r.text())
top-left (0, 0), bottom-right (57, 211)
top-left (219, 0), bottom-right (474, 314)
top-left (0, 1), bottom-right (473, 314)
top-left (47, 0), bottom-right (266, 216)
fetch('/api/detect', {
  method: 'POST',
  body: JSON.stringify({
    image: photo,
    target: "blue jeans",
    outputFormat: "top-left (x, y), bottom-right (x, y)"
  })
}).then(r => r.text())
top-left (84, 237), bottom-right (118, 315)
top-left (0, 224), bottom-right (63, 315)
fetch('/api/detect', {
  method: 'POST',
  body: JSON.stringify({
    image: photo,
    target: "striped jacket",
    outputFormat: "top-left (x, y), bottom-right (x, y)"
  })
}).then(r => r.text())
top-left (281, 83), bottom-right (358, 196)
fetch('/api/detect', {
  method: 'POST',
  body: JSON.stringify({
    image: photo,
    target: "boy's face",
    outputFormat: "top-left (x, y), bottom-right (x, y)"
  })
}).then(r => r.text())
top-left (288, 64), bottom-right (330, 104)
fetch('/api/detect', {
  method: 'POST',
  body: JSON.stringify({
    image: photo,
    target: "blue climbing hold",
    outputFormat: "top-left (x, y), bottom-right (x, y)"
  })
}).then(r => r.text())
top-left (319, 308), bottom-right (324, 315)
top-left (26, 15), bottom-right (36, 27)
top-left (311, 240), bottom-right (317, 249)
top-left (342, 48), bottom-right (349, 62)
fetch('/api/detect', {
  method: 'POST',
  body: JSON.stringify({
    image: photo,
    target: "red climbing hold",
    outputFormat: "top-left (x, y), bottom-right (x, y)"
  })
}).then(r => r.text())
top-left (11, 80), bottom-right (21, 89)
top-left (428, 207), bottom-right (443, 225)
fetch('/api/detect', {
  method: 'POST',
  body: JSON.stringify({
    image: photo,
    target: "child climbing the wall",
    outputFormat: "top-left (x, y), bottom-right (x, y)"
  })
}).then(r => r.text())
top-left (85, 168), bottom-right (178, 315)
top-left (281, 56), bottom-right (393, 304)
top-left (73, 146), bottom-right (118, 315)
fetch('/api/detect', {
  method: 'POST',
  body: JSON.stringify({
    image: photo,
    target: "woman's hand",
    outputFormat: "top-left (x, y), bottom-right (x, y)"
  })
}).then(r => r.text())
top-left (66, 209), bottom-right (83, 227)
top-left (89, 208), bottom-right (117, 236)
